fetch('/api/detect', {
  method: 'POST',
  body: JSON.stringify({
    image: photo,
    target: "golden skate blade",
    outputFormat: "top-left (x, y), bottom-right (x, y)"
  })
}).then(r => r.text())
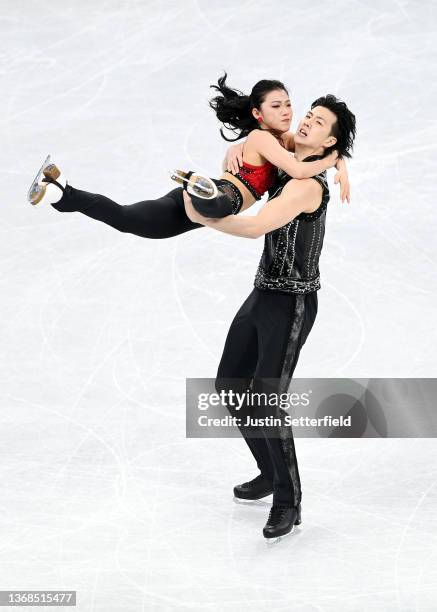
top-left (170, 171), bottom-right (186, 186)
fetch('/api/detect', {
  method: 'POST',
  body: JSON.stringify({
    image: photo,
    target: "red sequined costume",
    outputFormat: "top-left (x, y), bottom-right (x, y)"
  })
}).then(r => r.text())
top-left (233, 160), bottom-right (278, 200)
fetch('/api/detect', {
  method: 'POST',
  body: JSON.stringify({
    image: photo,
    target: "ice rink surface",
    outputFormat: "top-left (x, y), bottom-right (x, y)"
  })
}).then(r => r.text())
top-left (1, 0), bottom-right (437, 610)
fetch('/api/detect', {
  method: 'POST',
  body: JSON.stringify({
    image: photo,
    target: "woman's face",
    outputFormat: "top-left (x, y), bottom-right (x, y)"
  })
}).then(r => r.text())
top-left (255, 89), bottom-right (292, 133)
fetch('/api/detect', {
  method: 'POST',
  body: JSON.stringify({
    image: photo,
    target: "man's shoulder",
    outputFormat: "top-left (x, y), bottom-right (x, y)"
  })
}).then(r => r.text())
top-left (291, 176), bottom-right (323, 195)
top-left (273, 172), bottom-right (325, 197)
top-left (287, 177), bottom-right (323, 213)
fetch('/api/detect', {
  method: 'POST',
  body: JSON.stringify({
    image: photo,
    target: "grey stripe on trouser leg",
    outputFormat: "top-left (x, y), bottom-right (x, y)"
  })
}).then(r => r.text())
top-left (272, 294), bottom-right (306, 506)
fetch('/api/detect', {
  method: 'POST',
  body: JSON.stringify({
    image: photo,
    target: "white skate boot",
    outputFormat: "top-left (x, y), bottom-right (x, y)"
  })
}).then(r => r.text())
top-left (27, 155), bottom-right (67, 206)
top-left (170, 169), bottom-right (218, 199)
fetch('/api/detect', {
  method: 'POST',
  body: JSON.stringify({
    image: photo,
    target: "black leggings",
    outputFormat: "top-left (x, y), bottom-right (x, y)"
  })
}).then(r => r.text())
top-left (52, 184), bottom-right (202, 239)
top-left (51, 178), bottom-right (243, 239)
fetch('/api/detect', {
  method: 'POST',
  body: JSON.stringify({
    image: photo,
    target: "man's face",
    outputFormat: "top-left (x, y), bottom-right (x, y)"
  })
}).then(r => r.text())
top-left (294, 105), bottom-right (337, 151)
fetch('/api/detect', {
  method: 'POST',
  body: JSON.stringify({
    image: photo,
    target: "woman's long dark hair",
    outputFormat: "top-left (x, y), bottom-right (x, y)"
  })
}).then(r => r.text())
top-left (208, 71), bottom-right (289, 142)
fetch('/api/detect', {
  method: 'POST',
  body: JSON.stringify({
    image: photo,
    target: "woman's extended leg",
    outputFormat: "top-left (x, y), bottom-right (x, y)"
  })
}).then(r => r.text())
top-left (52, 184), bottom-right (203, 239)
top-left (29, 160), bottom-right (241, 238)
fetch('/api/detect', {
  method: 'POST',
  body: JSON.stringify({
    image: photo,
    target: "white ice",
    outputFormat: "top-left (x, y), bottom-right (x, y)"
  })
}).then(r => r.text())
top-left (1, 0), bottom-right (437, 610)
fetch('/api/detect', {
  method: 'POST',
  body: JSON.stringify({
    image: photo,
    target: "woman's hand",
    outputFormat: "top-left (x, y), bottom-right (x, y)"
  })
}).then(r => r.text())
top-left (224, 142), bottom-right (245, 174)
top-left (326, 149), bottom-right (339, 168)
top-left (334, 170), bottom-right (350, 203)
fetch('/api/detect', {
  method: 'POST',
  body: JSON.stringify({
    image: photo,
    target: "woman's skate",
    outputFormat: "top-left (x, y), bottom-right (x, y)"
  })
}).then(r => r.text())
top-left (170, 170), bottom-right (218, 199)
top-left (170, 169), bottom-right (239, 218)
top-left (27, 155), bottom-right (66, 206)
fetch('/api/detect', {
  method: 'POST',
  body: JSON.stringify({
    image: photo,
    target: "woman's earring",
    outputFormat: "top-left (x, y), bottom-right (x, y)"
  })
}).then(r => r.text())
top-left (257, 116), bottom-right (263, 122)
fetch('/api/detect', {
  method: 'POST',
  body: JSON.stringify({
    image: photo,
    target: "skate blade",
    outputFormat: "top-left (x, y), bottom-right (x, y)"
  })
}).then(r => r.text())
top-left (264, 524), bottom-right (298, 544)
top-left (170, 170), bottom-right (187, 187)
top-left (27, 154), bottom-right (51, 204)
top-left (233, 495), bottom-right (272, 505)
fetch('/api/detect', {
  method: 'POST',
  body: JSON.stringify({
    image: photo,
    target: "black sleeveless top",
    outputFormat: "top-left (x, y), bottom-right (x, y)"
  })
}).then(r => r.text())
top-left (254, 155), bottom-right (330, 295)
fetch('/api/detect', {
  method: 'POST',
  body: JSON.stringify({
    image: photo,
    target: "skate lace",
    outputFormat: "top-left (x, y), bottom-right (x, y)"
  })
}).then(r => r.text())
top-left (267, 505), bottom-right (290, 526)
top-left (244, 474), bottom-right (265, 487)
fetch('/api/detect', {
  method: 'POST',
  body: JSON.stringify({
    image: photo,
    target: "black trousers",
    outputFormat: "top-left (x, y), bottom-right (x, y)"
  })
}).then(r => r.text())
top-left (215, 287), bottom-right (318, 507)
top-left (51, 184), bottom-right (203, 238)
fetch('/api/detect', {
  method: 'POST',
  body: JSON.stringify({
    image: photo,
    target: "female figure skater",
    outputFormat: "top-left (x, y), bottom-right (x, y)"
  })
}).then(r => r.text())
top-left (27, 73), bottom-right (349, 236)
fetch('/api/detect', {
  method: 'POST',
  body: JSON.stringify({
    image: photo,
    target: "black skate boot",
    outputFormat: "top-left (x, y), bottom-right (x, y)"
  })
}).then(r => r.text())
top-left (233, 474), bottom-right (274, 500)
top-left (262, 502), bottom-right (302, 539)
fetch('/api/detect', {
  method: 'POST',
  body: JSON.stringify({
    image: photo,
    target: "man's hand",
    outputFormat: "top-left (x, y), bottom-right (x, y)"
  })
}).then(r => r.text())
top-left (183, 190), bottom-right (209, 225)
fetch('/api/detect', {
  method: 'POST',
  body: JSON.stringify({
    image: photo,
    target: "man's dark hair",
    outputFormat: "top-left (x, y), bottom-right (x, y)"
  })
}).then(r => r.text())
top-left (311, 94), bottom-right (356, 159)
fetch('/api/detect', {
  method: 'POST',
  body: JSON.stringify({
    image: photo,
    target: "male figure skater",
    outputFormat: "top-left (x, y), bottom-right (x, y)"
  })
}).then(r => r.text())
top-left (182, 94), bottom-right (356, 539)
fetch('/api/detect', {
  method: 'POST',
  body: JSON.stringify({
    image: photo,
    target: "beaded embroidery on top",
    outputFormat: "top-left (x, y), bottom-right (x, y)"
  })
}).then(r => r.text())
top-left (233, 170), bottom-right (262, 200)
top-left (254, 167), bottom-right (330, 295)
top-left (213, 178), bottom-right (244, 215)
